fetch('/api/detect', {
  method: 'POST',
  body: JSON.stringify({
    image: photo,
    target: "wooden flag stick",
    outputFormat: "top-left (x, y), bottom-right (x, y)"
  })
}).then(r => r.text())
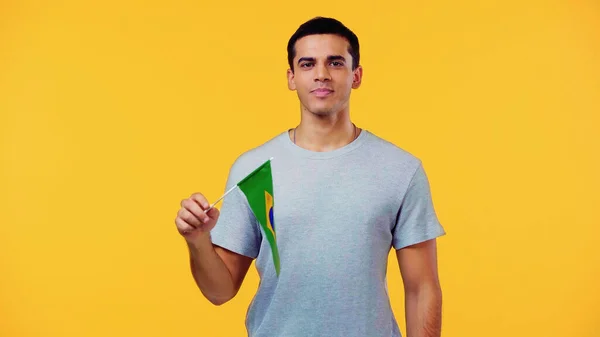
top-left (203, 157), bottom-right (274, 213)
top-left (203, 184), bottom-right (237, 213)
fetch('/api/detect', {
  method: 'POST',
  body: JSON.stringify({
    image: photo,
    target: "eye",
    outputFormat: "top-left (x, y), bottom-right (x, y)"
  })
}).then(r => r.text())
top-left (300, 62), bottom-right (314, 68)
top-left (330, 61), bottom-right (344, 67)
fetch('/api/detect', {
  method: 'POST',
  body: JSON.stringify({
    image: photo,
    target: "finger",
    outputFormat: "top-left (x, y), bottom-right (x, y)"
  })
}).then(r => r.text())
top-left (183, 199), bottom-right (210, 224)
top-left (178, 208), bottom-right (202, 227)
top-left (190, 193), bottom-right (210, 210)
top-left (206, 207), bottom-right (220, 219)
top-left (175, 217), bottom-right (196, 234)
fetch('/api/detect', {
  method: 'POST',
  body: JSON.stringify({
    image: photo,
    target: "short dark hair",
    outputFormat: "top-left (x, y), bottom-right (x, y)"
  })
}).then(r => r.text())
top-left (287, 17), bottom-right (360, 72)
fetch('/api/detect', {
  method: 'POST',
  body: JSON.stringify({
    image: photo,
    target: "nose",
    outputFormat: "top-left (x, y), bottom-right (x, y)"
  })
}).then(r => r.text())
top-left (314, 62), bottom-right (331, 82)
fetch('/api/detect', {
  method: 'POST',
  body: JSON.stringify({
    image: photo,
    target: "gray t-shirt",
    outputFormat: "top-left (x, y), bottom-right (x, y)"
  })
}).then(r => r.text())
top-left (210, 129), bottom-right (446, 337)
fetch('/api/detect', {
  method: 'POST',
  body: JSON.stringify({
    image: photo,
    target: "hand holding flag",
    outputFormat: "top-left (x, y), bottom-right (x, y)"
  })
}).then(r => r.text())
top-left (175, 192), bottom-right (221, 238)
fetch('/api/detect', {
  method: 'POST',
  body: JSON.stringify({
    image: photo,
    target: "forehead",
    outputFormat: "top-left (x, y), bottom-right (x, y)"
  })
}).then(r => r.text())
top-left (293, 34), bottom-right (350, 59)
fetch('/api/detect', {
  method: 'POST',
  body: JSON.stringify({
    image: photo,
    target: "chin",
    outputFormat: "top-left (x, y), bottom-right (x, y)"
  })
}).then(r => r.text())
top-left (308, 108), bottom-right (336, 117)
top-left (300, 97), bottom-right (344, 116)
top-left (306, 102), bottom-right (338, 116)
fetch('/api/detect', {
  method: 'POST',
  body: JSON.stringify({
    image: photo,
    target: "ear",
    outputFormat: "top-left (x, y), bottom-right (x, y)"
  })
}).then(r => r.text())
top-left (287, 68), bottom-right (296, 91)
top-left (351, 65), bottom-right (363, 89)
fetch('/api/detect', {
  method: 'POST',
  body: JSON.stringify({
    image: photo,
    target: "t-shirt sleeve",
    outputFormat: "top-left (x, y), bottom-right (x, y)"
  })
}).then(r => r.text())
top-left (209, 159), bottom-right (262, 259)
top-left (392, 162), bottom-right (446, 250)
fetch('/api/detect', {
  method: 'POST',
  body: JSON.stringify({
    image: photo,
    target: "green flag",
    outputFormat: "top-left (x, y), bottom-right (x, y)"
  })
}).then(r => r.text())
top-left (237, 158), bottom-right (280, 276)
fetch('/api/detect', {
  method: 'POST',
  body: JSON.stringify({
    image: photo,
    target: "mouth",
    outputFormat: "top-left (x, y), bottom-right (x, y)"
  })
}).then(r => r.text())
top-left (311, 88), bottom-right (334, 98)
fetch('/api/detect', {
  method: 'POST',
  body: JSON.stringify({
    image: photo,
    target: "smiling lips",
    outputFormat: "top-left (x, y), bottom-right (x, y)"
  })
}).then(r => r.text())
top-left (311, 88), bottom-right (333, 97)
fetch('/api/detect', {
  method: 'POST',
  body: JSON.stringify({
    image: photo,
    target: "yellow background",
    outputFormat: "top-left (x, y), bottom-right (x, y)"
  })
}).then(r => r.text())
top-left (1, 0), bottom-right (599, 336)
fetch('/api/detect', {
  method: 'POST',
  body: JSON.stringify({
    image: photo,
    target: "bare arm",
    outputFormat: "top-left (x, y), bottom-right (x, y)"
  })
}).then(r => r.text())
top-left (187, 233), bottom-right (253, 305)
top-left (176, 193), bottom-right (253, 306)
top-left (396, 238), bottom-right (443, 337)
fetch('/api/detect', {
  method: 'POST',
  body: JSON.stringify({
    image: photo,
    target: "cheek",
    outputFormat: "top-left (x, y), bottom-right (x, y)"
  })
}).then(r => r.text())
top-left (294, 79), bottom-right (310, 94)
top-left (334, 73), bottom-right (353, 88)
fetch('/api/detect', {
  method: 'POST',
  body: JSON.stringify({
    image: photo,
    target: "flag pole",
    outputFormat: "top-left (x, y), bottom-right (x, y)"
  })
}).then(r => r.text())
top-left (204, 157), bottom-right (274, 213)
top-left (204, 184), bottom-right (237, 213)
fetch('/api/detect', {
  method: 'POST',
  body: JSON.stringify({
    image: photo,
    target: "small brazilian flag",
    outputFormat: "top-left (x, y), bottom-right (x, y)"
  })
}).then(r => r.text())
top-left (237, 158), bottom-right (280, 276)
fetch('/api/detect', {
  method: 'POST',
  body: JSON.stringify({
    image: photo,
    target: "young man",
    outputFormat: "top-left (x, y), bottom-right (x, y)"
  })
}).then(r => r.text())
top-left (174, 17), bottom-right (445, 337)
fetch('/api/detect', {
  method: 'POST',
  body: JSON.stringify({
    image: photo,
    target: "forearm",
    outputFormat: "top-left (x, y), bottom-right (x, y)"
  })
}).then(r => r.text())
top-left (187, 233), bottom-right (235, 305)
top-left (405, 284), bottom-right (442, 337)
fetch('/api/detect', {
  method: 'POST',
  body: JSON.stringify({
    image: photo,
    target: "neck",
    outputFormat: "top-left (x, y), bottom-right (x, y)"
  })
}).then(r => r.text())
top-left (291, 108), bottom-right (360, 152)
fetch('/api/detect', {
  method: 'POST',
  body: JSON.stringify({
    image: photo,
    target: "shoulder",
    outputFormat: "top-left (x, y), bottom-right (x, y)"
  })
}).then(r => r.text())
top-left (225, 132), bottom-right (286, 184)
top-left (362, 130), bottom-right (423, 174)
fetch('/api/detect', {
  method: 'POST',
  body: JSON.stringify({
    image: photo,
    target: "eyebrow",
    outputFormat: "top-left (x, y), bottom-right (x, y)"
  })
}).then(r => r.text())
top-left (297, 55), bottom-right (346, 65)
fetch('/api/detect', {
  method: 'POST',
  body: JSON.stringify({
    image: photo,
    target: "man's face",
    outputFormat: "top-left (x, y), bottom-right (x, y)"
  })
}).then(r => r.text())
top-left (287, 34), bottom-right (362, 117)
